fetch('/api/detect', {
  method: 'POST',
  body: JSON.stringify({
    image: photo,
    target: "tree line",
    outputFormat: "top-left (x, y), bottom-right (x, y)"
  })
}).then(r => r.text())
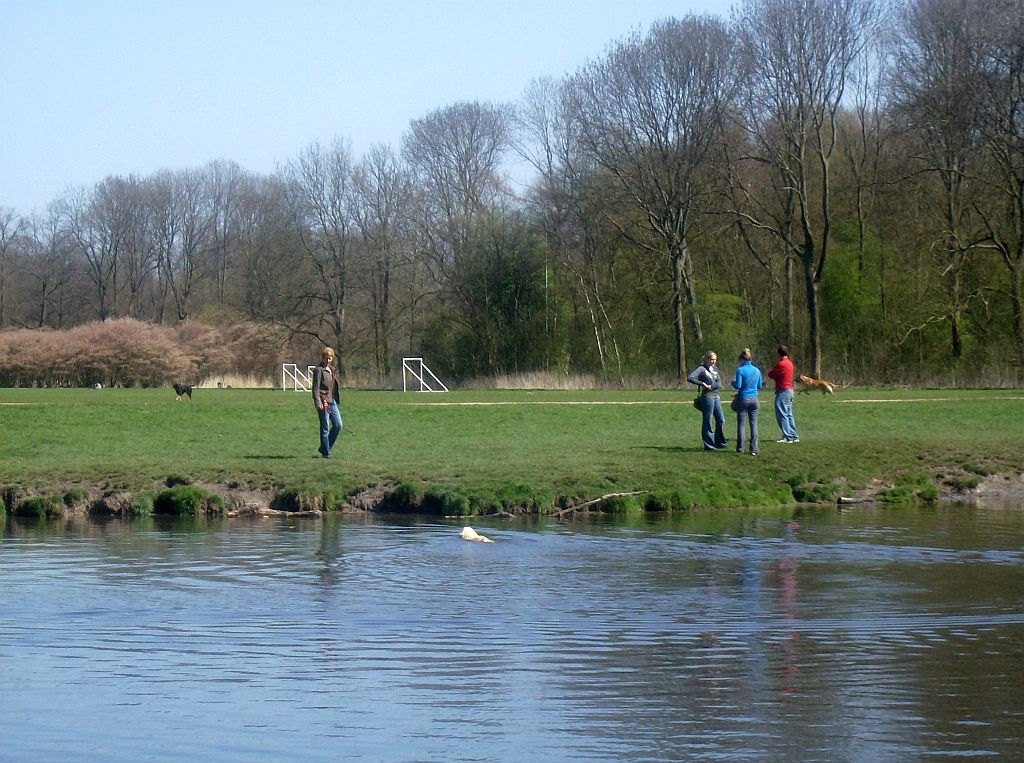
top-left (1, 0), bottom-right (1021, 386)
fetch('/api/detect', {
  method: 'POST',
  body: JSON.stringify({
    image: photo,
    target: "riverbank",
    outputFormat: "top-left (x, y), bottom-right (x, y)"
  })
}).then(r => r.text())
top-left (2, 388), bottom-right (1023, 518)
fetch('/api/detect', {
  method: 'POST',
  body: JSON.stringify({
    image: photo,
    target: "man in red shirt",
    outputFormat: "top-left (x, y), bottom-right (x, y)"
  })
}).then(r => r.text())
top-left (767, 344), bottom-right (799, 443)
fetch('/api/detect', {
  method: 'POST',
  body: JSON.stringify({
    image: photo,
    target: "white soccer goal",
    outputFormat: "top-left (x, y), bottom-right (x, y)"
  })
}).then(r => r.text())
top-left (281, 363), bottom-right (315, 391)
top-left (402, 357), bottom-right (449, 392)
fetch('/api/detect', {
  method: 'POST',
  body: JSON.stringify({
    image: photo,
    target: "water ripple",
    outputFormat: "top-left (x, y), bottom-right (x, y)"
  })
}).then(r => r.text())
top-left (2, 509), bottom-right (1023, 762)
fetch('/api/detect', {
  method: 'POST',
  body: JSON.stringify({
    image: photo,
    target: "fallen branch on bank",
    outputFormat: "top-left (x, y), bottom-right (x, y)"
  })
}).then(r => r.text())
top-left (554, 491), bottom-right (648, 518)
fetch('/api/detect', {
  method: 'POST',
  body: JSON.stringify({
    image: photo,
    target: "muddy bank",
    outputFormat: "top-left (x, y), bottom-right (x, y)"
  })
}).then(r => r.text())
top-left (3, 469), bottom-right (1022, 522)
top-left (0, 479), bottom-right (518, 520)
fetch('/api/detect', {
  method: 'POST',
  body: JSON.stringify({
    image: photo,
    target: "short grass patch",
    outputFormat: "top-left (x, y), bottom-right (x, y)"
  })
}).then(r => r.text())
top-left (1, 387), bottom-right (1022, 513)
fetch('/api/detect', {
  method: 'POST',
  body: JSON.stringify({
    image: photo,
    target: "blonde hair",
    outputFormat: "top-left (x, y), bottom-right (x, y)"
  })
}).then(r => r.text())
top-left (320, 347), bottom-right (335, 362)
top-left (702, 350), bottom-right (717, 364)
top-left (739, 347), bottom-right (752, 360)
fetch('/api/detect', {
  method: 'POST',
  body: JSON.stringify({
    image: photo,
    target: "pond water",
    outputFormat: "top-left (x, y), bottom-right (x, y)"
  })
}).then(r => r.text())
top-left (2, 503), bottom-right (1022, 762)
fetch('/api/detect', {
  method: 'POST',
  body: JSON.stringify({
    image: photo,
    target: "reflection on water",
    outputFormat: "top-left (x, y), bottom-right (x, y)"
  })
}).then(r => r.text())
top-left (1, 505), bottom-right (1022, 762)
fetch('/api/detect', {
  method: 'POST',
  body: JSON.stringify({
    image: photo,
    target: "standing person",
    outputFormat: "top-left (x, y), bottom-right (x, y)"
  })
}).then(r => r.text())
top-left (731, 347), bottom-right (764, 456)
top-left (687, 350), bottom-right (728, 451)
top-left (312, 347), bottom-right (343, 458)
top-left (768, 344), bottom-right (799, 443)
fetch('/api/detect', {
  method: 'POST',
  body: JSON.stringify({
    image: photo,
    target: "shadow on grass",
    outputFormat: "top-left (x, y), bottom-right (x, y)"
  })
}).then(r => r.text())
top-left (634, 445), bottom-right (709, 454)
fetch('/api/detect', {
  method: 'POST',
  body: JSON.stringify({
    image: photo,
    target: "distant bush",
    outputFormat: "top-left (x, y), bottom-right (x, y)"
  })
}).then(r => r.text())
top-left (0, 318), bottom-right (289, 388)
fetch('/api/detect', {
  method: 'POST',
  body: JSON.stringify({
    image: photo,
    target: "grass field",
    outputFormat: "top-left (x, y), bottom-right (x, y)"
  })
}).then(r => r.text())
top-left (1, 387), bottom-right (1023, 515)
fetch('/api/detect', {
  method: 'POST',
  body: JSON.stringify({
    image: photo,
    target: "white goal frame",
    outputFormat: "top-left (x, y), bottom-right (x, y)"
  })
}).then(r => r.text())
top-left (281, 363), bottom-right (315, 391)
top-left (402, 358), bottom-right (449, 392)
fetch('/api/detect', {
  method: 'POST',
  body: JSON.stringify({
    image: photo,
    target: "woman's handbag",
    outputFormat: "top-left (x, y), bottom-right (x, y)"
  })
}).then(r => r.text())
top-left (693, 395), bottom-right (702, 410)
top-left (730, 395), bottom-right (743, 412)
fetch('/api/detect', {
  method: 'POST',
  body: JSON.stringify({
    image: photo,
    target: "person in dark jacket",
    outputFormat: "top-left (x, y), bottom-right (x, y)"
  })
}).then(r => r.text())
top-left (687, 350), bottom-right (728, 451)
top-left (312, 347), bottom-right (343, 458)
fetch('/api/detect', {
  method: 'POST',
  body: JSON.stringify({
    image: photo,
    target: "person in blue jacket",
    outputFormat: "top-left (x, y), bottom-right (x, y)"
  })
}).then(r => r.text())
top-left (731, 347), bottom-right (764, 455)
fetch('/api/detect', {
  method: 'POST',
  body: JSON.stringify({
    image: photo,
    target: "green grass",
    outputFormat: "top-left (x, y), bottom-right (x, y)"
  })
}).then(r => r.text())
top-left (1, 387), bottom-right (1022, 513)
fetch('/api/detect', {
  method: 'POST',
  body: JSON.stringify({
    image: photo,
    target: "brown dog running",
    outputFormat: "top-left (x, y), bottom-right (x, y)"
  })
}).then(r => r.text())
top-left (798, 374), bottom-right (836, 395)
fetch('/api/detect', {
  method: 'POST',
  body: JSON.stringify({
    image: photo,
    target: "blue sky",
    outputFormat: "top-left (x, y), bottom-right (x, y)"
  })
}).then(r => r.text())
top-left (1, 0), bottom-right (734, 214)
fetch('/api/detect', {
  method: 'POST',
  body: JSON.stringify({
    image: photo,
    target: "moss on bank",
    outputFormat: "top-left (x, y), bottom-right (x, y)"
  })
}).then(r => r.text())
top-left (13, 494), bottom-right (66, 518)
top-left (153, 485), bottom-right (225, 516)
top-left (3, 466), bottom-right (1004, 524)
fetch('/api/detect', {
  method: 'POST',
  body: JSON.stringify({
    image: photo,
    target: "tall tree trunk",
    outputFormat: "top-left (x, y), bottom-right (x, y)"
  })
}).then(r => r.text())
top-left (803, 251), bottom-right (822, 377)
top-left (950, 257), bottom-right (963, 360)
top-left (680, 240), bottom-right (703, 349)
top-left (1009, 256), bottom-right (1023, 363)
top-left (786, 255), bottom-right (795, 343)
top-left (576, 279), bottom-right (607, 373)
top-left (672, 251), bottom-right (686, 383)
top-left (379, 259), bottom-right (392, 375)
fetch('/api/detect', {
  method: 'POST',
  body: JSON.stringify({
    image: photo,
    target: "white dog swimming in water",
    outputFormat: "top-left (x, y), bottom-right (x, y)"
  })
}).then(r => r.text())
top-left (459, 526), bottom-right (493, 543)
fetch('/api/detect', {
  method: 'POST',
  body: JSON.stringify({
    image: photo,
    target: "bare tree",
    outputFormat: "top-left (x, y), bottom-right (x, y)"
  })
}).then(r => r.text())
top-left (234, 175), bottom-right (299, 322)
top-left (113, 175), bottom-right (158, 320)
top-left (61, 179), bottom-right (134, 320)
top-left (517, 77), bottom-right (625, 377)
top-left (839, 33), bottom-right (891, 279)
top-left (733, 0), bottom-right (883, 376)
top-left (149, 169), bottom-right (214, 322)
top-left (281, 138), bottom-right (357, 370)
top-left (402, 101), bottom-right (514, 372)
top-left (567, 16), bottom-right (738, 381)
top-left (22, 206), bottom-right (78, 328)
top-left (890, 0), bottom-right (991, 363)
top-left (972, 0), bottom-right (1024, 360)
top-left (0, 206), bottom-right (27, 327)
top-left (207, 159), bottom-right (245, 303)
top-left (351, 143), bottom-right (413, 375)
top-left (404, 101), bottom-right (512, 224)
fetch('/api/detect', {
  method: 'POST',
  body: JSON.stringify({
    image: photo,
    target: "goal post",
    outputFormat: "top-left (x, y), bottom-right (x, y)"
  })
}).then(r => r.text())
top-left (402, 358), bottom-right (449, 392)
top-left (281, 363), bottom-right (315, 391)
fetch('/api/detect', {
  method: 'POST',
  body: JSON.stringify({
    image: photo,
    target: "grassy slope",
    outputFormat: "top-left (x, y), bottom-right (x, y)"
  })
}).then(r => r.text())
top-left (1, 387), bottom-right (1022, 511)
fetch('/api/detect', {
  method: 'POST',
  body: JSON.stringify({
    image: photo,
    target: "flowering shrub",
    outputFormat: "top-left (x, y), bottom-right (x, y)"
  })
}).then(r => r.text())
top-left (0, 319), bottom-right (288, 387)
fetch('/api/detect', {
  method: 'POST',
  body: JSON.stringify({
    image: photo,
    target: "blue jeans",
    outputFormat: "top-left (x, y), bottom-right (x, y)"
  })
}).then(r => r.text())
top-left (774, 389), bottom-right (798, 441)
top-left (698, 394), bottom-right (728, 450)
top-left (737, 397), bottom-right (759, 454)
top-left (317, 400), bottom-right (342, 457)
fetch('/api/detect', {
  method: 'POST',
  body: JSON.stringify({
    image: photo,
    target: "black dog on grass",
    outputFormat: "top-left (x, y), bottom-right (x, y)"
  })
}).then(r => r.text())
top-left (173, 383), bottom-right (193, 401)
